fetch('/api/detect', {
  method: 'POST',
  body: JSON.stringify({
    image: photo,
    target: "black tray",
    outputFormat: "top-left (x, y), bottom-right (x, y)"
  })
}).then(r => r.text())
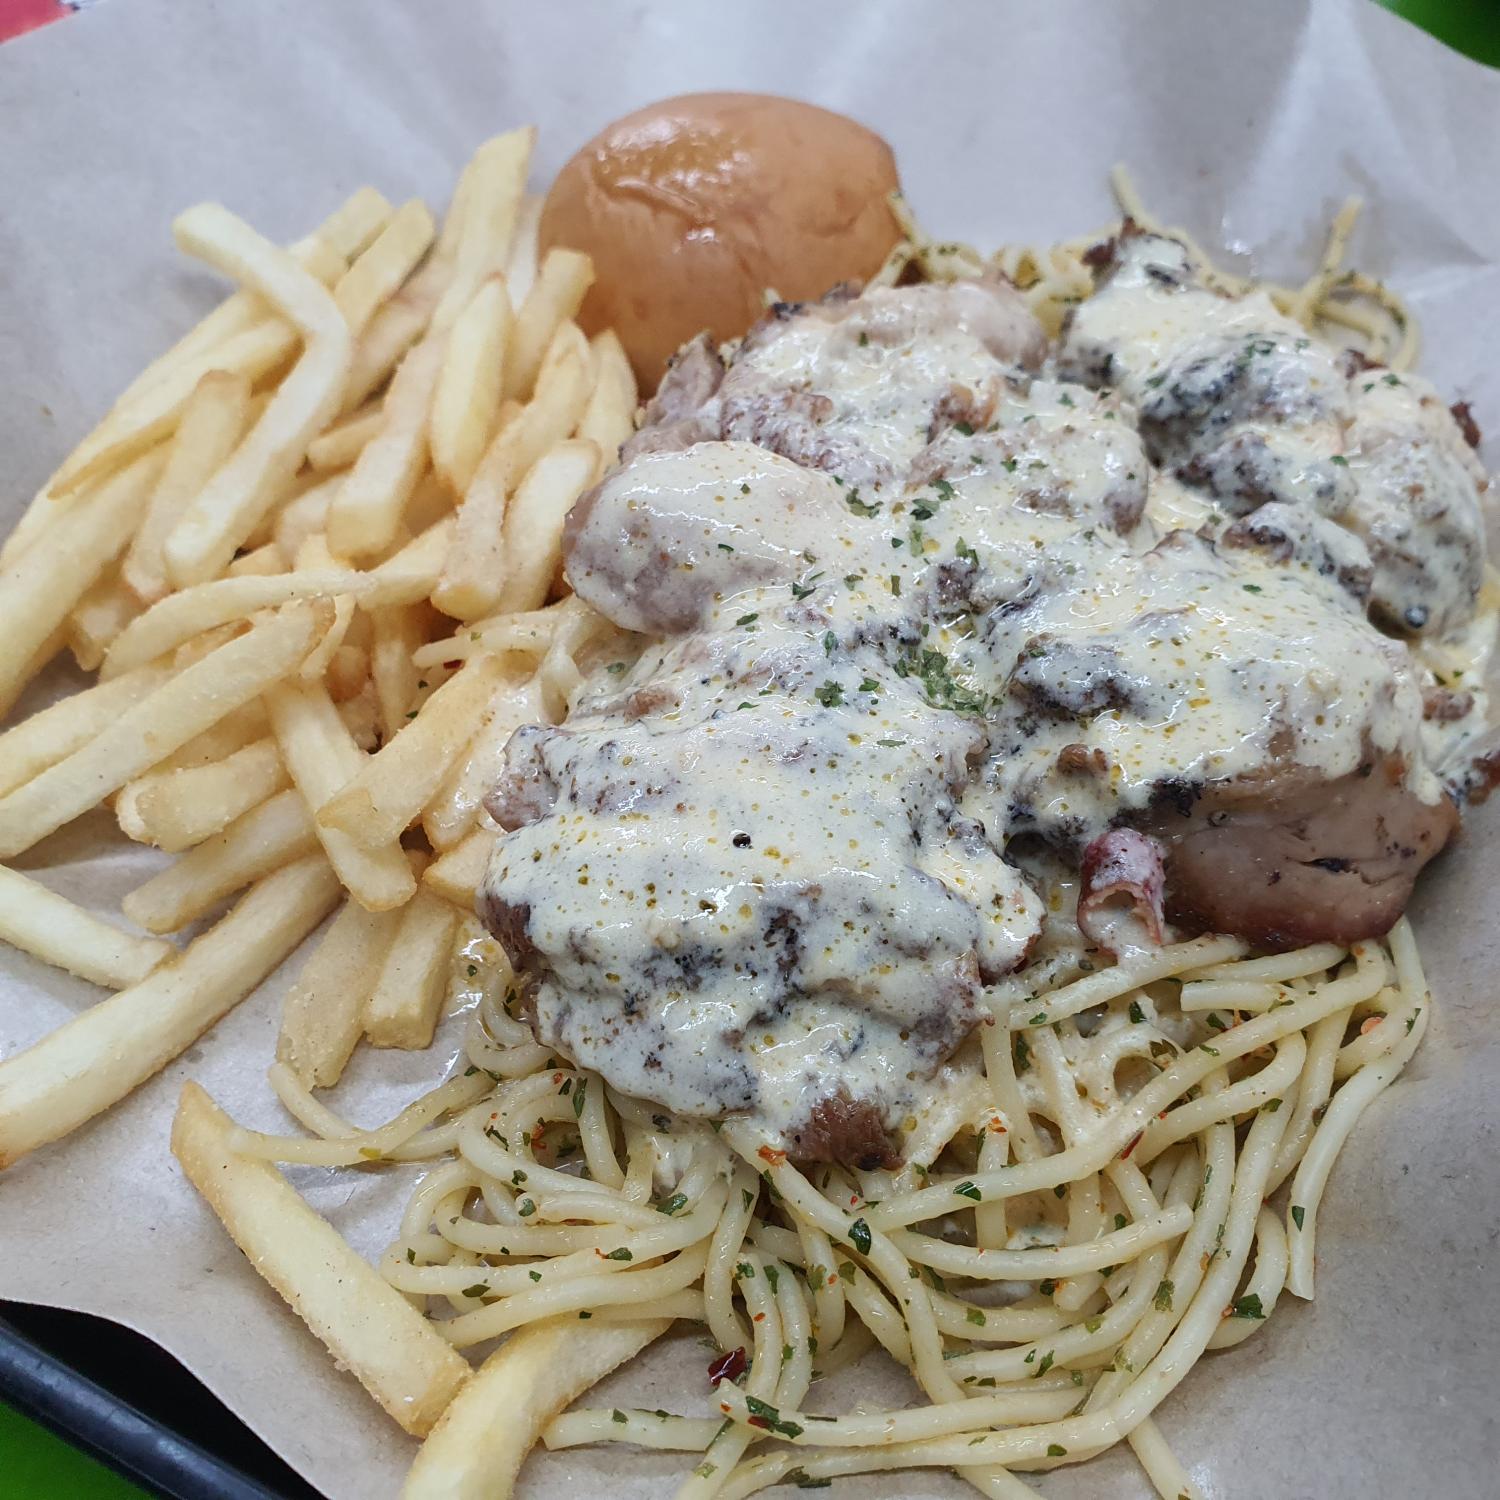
top-left (0, 1301), bottom-right (322, 1500)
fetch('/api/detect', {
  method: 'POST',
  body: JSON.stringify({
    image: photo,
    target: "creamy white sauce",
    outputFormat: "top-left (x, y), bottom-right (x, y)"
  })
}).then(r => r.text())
top-left (481, 260), bottom-right (1493, 1159)
top-left (1345, 371), bottom-right (1488, 635)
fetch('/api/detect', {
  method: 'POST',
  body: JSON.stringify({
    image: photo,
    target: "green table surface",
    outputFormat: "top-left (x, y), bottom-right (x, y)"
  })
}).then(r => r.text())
top-left (4, 2), bottom-right (1498, 1498)
top-left (1, 1399), bottom-right (144, 1499)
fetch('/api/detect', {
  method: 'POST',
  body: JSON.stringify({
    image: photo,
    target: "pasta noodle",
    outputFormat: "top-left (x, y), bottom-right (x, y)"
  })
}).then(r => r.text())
top-left (240, 182), bottom-right (1440, 1495)
top-left (241, 920), bottom-right (1430, 1494)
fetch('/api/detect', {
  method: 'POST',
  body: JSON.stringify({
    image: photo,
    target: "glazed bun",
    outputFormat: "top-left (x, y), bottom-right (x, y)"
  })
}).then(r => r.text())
top-left (540, 92), bottom-right (901, 388)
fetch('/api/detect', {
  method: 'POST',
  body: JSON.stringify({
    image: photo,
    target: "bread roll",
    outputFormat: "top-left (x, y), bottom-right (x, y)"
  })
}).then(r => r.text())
top-left (540, 92), bottom-right (901, 388)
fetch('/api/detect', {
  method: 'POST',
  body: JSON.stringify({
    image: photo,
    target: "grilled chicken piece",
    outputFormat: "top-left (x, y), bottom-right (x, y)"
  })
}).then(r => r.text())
top-left (482, 634), bottom-right (1042, 1151)
top-left (563, 442), bottom-right (849, 635)
top-left (1061, 226), bottom-right (1491, 644)
top-left (619, 333), bottom-right (725, 461)
top-left (481, 268), bottom-right (1480, 1165)
top-left (1144, 754), bottom-right (1459, 949)
top-left (969, 527), bottom-right (1455, 945)
top-left (617, 279), bottom-right (1047, 485)
top-left (1060, 228), bottom-right (1355, 520)
top-left (789, 1091), bottom-right (900, 1171)
top-left (1343, 372), bottom-right (1488, 637)
top-left (1219, 502), bottom-right (1374, 604)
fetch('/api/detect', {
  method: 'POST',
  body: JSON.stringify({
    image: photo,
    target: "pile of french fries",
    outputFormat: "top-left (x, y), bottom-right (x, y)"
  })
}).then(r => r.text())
top-left (0, 129), bottom-right (643, 1477)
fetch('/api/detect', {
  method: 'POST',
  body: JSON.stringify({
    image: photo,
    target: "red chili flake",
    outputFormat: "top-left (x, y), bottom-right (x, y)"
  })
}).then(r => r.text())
top-left (757, 1145), bottom-right (787, 1165)
top-left (747, 1415), bottom-right (771, 1430)
top-left (708, 1347), bottom-right (746, 1386)
top-left (443, 659), bottom-right (463, 670)
top-left (753, 1312), bottom-right (766, 1323)
top-left (1120, 1131), bottom-right (1143, 1160)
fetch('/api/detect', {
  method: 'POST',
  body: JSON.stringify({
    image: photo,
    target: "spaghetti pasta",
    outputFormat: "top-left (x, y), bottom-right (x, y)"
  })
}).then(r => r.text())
top-left (239, 919), bottom-right (1430, 1495)
top-left (178, 177), bottom-right (1450, 1496)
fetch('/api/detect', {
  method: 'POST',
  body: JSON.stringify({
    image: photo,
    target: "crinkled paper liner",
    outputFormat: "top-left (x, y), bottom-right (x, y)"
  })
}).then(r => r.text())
top-left (1, 1), bottom-right (1497, 1495)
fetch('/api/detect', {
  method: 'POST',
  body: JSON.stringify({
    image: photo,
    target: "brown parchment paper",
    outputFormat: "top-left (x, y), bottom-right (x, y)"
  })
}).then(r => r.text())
top-left (2, 1), bottom-right (1498, 1496)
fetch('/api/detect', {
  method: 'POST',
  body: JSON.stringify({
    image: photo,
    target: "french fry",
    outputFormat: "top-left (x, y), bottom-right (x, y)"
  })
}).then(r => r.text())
top-left (317, 655), bottom-right (509, 848)
top-left (0, 856), bottom-right (338, 1167)
top-left (278, 894), bottom-right (405, 1088)
top-left (496, 439), bottom-right (599, 614)
top-left (434, 322), bottom-right (591, 620)
top-left (0, 662), bottom-right (169, 799)
top-left (311, 186), bottom-right (397, 263)
top-left (122, 369), bottom-right (254, 603)
top-left (70, 577), bottom-right (140, 655)
top-left (20, 625), bottom-right (69, 694)
top-left (264, 680), bottom-right (416, 911)
top-left (343, 253), bottom-right (451, 415)
top-left (501, 248), bottom-right (595, 403)
top-left (403, 1316), bottom-right (667, 1500)
top-left (327, 643), bottom-right (370, 703)
top-left (338, 128), bottom-right (529, 417)
top-left (110, 530), bottom-right (432, 680)
top-left (435, 152), bottom-right (475, 259)
top-left (370, 515), bottom-right (455, 604)
top-left (325, 338), bottom-right (445, 560)
top-left (307, 402), bottom-right (384, 472)
top-left (430, 276), bottom-right (512, 493)
top-left (104, 238), bottom-right (343, 433)
top-left (44, 321), bottom-right (300, 507)
top-left (370, 603), bottom-right (431, 742)
top-left (298, 609), bottom-right (351, 684)
top-left (504, 193), bottom-right (543, 302)
top-left (116, 737), bottom-right (289, 854)
top-left (164, 205), bottom-right (354, 586)
top-left (148, 699), bottom-right (270, 774)
top-left (343, 600), bottom-right (374, 651)
top-left (272, 473), bottom-right (342, 563)
top-left (334, 199), bottom-right (437, 337)
top-left (0, 601), bottom-right (326, 859)
top-left (102, 569), bottom-right (358, 679)
top-left (66, 570), bottom-right (143, 673)
top-left (0, 865), bottom-right (174, 990)
top-left (337, 680), bottom-right (381, 752)
top-left (18, 227), bottom-right (345, 532)
top-left (121, 788), bottom-right (320, 934)
top-left (431, 128), bottom-right (536, 336)
top-left (424, 673), bottom-right (545, 850)
top-left (109, 189), bottom-right (386, 413)
top-left (577, 329), bottom-right (638, 458)
top-left (364, 888), bottom-right (461, 1049)
top-left (226, 542), bottom-right (286, 577)
top-left (423, 826), bottom-right (496, 910)
top-left (413, 595), bottom-right (587, 672)
top-left (293, 533), bottom-right (358, 682)
top-left (400, 471), bottom-right (453, 537)
top-left (172, 1082), bottom-right (470, 1435)
top-left (0, 449), bottom-right (164, 716)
